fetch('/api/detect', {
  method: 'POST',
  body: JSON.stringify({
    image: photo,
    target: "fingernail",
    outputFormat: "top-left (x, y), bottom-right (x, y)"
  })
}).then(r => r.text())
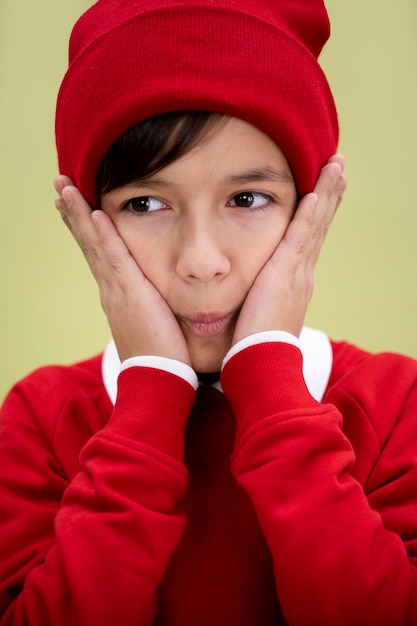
top-left (62, 188), bottom-right (73, 209)
top-left (55, 197), bottom-right (66, 216)
top-left (333, 154), bottom-right (346, 171)
top-left (340, 177), bottom-right (348, 197)
top-left (91, 209), bottom-right (101, 229)
top-left (310, 193), bottom-right (318, 209)
top-left (54, 179), bottom-right (65, 195)
top-left (331, 164), bottom-right (342, 180)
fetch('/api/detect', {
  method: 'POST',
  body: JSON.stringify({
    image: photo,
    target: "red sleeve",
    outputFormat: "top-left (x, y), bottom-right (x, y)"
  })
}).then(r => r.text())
top-left (221, 342), bottom-right (417, 626)
top-left (0, 366), bottom-right (195, 626)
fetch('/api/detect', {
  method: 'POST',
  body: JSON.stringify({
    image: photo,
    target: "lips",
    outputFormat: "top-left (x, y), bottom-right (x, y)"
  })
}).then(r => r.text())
top-left (181, 312), bottom-right (234, 337)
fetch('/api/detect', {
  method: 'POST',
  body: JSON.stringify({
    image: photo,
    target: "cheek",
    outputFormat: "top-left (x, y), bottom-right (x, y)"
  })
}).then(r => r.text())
top-left (238, 216), bottom-right (291, 281)
top-left (117, 226), bottom-right (164, 282)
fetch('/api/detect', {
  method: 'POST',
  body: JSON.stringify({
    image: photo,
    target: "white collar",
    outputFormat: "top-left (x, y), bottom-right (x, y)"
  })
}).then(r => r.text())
top-left (102, 326), bottom-right (333, 405)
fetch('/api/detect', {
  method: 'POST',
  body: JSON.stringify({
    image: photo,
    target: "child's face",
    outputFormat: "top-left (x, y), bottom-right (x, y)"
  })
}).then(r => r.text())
top-left (101, 117), bottom-right (297, 372)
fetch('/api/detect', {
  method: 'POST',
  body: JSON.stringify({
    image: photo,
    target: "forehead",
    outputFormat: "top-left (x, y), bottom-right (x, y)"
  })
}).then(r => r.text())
top-left (157, 116), bottom-right (295, 179)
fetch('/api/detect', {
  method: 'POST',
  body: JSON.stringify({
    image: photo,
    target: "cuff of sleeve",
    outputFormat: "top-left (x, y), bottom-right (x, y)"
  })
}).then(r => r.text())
top-left (221, 342), bottom-right (319, 437)
top-left (222, 330), bottom-right (300, 369)
top-left (121, 355), bottom-right (198, 390)
top-left (106, 366), bottom-right (196, 461)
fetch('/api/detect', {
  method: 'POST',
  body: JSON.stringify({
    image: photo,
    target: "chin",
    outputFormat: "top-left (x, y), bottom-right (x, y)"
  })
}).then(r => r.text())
top-left (191, 356), bottom-right (223, 374)
top-left (189, 344), bottom-right (227, 374)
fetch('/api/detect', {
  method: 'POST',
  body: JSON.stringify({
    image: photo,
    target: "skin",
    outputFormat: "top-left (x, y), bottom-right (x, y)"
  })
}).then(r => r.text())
top-left (54, 117), bottom-right (347, 373)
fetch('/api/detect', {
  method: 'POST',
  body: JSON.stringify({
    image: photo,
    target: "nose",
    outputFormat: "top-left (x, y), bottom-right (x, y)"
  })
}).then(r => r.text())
top-left (175, 213), bottom-right (231, 282)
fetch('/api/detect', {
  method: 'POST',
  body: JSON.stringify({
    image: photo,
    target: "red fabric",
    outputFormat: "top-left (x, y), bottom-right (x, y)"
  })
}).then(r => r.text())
top-left (1, 340), bottom-right (417, 625)
top-left (55, 0), bottom-right (338, 207)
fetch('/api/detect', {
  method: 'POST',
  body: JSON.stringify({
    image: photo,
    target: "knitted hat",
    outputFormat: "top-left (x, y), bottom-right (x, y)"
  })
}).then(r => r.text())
top-left (55, 0), bottom-right (339, 208)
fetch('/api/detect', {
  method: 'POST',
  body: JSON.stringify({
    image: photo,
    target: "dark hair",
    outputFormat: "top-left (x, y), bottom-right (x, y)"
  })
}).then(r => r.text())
top-left (98, 111), bottom-right (226, 196)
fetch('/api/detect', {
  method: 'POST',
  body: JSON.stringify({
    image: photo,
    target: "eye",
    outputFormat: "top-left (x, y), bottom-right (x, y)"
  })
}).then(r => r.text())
top-left (123, 196), bottom-right (168, 213)
top-left (228, 191), bottom-right (273, 209)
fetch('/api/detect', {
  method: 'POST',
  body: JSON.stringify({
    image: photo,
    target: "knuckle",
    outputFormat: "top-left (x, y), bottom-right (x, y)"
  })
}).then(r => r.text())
top-left (314, 218), bottom-right (331, 240)
top-left (107, 256), bottom-right (125, 275)
top-left (80, 241), bottom-right (100, 264)
top-left (294, 238), bottom-right (307, 254)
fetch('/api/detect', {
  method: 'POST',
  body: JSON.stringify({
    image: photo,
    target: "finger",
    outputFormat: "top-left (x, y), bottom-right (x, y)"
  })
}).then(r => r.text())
top-left (314, 161), bottom-right (343, 209)
top-left (54, 197), bottom-right (73, 233)
top-left (53, 175), bottom-right (74, 196)
top-left (316, 156), bottom-right (347, 213)
top-left (328, 153), bottom-right (346, 168)
top-left (274, 192), bottom-right (319, 263)
top-left (56, 185), bottom-right (144, 290)
top-left (91, 209), bottom-right (146, 285)
top-left (54, 176), bottom-right (77, 232)
top-left (55, 185), bottom-right (109, 281)
top-left (296, 158), bottom-right (347, 262)
top-left (60, 185), bottom-right (98, 242)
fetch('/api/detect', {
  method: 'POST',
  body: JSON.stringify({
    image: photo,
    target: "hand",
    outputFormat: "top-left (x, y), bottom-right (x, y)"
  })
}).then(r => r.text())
top-left (232, 155), bottom-right (347, 343)
top-left (53, 177), bottom-right (191, 365)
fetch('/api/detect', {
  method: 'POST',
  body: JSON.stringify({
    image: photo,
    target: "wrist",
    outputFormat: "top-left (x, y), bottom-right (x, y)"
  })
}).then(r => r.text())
top-left (221, 342), bottom-right (318, 439)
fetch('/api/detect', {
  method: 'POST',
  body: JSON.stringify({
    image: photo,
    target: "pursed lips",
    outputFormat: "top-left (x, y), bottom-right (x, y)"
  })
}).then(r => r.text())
top-left (180, 311), bottom-right (235, 337)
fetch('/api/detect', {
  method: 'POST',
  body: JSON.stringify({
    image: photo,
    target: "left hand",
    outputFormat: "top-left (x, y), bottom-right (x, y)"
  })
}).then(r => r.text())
top-left (232, 155), bottom-right (347, 343)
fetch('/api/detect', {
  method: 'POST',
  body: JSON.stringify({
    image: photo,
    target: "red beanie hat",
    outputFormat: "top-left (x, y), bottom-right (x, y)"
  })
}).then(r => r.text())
top-left (55, 0), bottom-right (339, 208)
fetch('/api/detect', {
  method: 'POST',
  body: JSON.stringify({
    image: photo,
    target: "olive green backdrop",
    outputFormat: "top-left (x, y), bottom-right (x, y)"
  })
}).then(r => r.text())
top-left (1, 1), bottom-right (416, 400)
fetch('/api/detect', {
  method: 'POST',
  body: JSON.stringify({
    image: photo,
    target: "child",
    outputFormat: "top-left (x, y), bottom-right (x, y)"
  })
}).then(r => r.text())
top-left (1, 1), bottom-right (416, 625)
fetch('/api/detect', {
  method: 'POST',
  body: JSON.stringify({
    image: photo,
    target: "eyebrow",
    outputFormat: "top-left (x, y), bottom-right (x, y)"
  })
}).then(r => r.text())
top-left (223, 167), bottom-right (294, 186)
top-left (123, 166), bottom-right (294, 190)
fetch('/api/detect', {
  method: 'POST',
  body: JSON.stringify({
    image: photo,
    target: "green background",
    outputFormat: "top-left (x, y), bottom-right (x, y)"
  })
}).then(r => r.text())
top-left (1, 1), bottom-right (416, 401)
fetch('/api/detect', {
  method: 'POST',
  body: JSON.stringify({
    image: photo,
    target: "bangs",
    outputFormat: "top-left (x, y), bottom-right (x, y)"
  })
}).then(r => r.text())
top-left (98, 111), bottom-right (227, 196)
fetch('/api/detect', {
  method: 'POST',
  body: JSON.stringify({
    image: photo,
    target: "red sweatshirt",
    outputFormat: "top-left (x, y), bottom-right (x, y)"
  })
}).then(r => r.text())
top-left (1, 335), bottom-right (417, 625)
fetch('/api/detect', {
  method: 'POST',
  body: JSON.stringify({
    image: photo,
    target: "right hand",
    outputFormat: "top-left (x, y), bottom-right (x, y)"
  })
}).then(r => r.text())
top-left (54, 176), bottom-right (191, 365)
